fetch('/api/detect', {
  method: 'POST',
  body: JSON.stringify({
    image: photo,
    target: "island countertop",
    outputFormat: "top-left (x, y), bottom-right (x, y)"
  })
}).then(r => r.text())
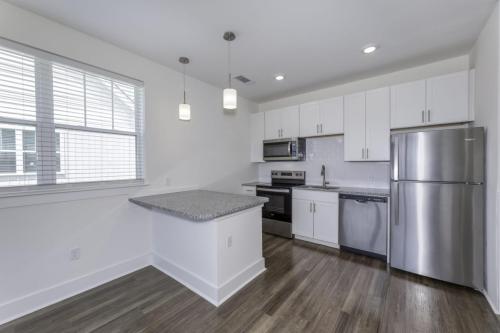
top-left (129, 190), bottom-right (269, 222)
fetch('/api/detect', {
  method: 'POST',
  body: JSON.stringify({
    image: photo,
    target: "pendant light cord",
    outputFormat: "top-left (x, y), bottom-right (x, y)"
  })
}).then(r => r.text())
top-left (183, 63), bottom-right (186, 103)
top-left (227, 40), bottom-right (231, 88)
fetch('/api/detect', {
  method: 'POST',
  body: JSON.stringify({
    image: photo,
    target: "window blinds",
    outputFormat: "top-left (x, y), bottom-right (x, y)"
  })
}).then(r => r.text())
top-left (0, 39), bottom-right (144, 189)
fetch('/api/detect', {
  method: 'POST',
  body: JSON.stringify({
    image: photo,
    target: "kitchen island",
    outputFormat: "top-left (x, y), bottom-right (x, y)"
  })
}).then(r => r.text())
top-left (129, 190), bottom-right (268, 306)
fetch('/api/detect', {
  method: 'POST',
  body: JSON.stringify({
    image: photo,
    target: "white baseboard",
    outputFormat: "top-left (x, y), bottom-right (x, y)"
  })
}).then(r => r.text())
top-left (482, 289), bottom-right (500, 315)
top-left (294, 235), bottom-right (339, 249)
top-left (217, 258), bottom-right (266, 305)
top-left (0, 253), bottom-right (151, 326)
top-left (152, 252), bottom-right (219, 305)
top-left (152, 253), bottom-right (265, 306)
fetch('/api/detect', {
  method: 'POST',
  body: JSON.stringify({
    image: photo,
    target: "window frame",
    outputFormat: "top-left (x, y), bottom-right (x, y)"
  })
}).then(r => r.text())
top-left (0, 37), bottom-right (145, 195)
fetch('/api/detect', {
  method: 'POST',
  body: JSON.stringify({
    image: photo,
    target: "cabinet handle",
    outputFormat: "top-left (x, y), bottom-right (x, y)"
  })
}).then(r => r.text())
top-left (422, 110), bottom-right (425, 123)
top-left (313, 202), bottom-right (316, 213)
top-left (427, 110), bottom-right (431, 122)
top-left (366, 148), bottom-right (369, 159)
top-left (362, 148), bottom-right (364, 159)
top-left (309, 202), bottom-right (312, 212)
top-left (320, 124), bottom-right (323, 133)
top-left (316, 124), bottom-right (319, 134)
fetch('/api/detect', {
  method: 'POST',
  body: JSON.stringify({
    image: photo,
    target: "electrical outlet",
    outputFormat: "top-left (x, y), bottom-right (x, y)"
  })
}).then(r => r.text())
top-left (227, 236), bottom-right (232, 248)
top-left (70, 248), bottom-right (81, 261)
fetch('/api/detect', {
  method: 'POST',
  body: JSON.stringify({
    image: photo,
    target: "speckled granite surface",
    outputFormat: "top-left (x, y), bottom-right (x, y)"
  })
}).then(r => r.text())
top-left (129, 190), bottom-right (269, 222)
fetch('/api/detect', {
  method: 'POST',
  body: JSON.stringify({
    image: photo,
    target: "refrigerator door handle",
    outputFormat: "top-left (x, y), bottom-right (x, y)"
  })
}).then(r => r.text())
top-left (394, 182), bottom-right (399, 225)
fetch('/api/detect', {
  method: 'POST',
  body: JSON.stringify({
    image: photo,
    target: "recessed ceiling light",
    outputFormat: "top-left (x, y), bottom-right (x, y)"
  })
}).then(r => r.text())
top-left (363, 45), bottom-right (378, 54)
top-left (275, 74), bottom-right (285, 81)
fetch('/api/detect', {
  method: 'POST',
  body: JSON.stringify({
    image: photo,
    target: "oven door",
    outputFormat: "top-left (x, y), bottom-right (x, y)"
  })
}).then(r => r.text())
top-left (256, 187), bottom-right (292, 222)
top-left (263, 140), bottom-right (293, 161)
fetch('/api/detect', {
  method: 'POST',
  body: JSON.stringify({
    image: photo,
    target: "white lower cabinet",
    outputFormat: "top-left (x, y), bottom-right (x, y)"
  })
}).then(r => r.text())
top-left (292, 189), bottom-right (339, 247)
top-left (292, 199), bottom-right (314, 238)
top-left (241, 185), bottom-right (256, 196)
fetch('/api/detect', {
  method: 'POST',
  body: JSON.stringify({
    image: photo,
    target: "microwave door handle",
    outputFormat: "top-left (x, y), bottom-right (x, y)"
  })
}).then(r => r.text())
top-left (288, 142), bottom-right (291, 156)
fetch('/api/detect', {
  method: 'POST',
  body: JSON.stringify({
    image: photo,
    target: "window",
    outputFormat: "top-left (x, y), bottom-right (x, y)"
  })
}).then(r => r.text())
top-left (0, 40), bottom-right (144, 190)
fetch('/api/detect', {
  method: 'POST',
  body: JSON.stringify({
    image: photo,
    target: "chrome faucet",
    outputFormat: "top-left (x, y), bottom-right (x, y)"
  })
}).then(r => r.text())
top-left (321, 165), bottom-right (329, 188)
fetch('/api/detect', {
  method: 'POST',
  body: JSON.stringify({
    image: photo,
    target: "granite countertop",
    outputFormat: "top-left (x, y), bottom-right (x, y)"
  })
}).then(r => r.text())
top-left (129, 190), bottom-right (269, 222)
top-left (294, 185), bottom-right (390, 197)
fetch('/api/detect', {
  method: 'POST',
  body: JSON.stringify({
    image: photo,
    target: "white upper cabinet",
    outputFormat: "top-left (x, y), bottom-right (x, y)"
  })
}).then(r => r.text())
top-left (391, 71), bottom-right (470, 129)
top-left (365, 87), bottom-right (390, 161)
top-left (299, 97), bottom-right (343, 137)
top-left (344, 92), bottom-right (366, 161)
top-left (299, 102), bottom-right (320, 137)
top-left (344, 88), bottom-right (390, 162)
top-left (390, 80), bottom-right (426, 129)
top-left (264, 106), bottom-right (299, 140)
top-left (426, 71), bottom-right (469, 125)
top-left (250, 112), bottom-right (265, 163)
top-left (319, 97), bottom-right (343, 135)
top-left (264, 109), bottom-right (282, 140)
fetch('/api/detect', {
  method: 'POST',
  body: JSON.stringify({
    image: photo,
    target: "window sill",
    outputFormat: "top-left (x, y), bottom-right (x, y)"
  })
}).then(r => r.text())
top-left (0, 180), bottom-right (148, 199)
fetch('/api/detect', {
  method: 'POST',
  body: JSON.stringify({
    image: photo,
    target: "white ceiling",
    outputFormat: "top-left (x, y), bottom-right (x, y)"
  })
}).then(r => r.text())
top-left (6, 0), bottom-right (496, 102)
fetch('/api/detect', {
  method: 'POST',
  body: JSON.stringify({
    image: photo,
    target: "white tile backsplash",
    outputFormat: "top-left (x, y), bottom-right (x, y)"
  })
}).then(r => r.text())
top-left (258, 136), bottom-right (390, 189)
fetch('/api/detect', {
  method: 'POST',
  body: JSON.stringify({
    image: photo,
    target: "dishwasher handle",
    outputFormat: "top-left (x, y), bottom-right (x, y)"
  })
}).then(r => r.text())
top-left (339, 193), bottom-right (387, 203)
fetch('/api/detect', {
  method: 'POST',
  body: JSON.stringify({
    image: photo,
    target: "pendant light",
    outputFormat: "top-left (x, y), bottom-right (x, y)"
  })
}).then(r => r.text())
top-left (178, 57), bottom-right (191, 121)
top-left (223, 31), bottom-right (237, 111)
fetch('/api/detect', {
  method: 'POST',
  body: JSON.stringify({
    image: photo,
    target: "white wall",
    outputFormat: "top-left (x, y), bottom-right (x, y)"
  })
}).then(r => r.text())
top-left (469, 2), bottom-right (500, 313)
top-left (258, 136), bottom-right (389, 189)
top-left (260, 55), bottom-right (470, 111)
top-left (0, 0), bottom-right (257, 324)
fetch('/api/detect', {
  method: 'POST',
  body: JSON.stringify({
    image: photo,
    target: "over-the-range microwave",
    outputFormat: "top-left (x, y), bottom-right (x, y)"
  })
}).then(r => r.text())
top-left (263, 138), bottom-right (306, 161)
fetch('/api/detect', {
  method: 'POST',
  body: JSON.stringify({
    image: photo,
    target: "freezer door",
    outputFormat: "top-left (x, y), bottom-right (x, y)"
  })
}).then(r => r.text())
top-left (391, 127), bottom-right (484, 183)
top-left (390, 181), bottom-right (483, 289)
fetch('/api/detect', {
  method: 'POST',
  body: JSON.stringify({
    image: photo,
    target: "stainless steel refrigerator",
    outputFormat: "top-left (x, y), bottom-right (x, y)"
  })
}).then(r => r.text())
top-left (390, 127), bottom-right (484, 289)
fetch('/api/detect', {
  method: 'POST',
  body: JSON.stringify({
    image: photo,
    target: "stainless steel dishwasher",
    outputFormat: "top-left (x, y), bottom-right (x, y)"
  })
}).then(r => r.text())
top-left (339, 194), bottom-right (388, 261)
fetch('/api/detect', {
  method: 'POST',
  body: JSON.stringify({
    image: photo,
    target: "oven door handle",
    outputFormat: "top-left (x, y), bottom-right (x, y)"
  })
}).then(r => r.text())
top-left (256, 188), bottom-right (290, 194)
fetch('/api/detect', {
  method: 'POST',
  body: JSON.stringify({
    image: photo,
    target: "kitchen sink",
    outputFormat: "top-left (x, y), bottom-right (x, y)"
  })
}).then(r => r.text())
top-left (297, 185), bottom-right (340, 191)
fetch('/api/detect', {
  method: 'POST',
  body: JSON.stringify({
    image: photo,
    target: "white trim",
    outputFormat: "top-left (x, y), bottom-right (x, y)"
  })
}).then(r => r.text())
top-left (482, 289), bottom-right (500, 315)
top-left (216, 258), bottom-right (266, 305)
top-left (0, 253), bottom-right (152, 326)
top-left (294, 235), bottom-right (340, 249)
top-left (152, 253), bottom-right (265, 306)
top-left (152, 252), bottom-right (218, 305)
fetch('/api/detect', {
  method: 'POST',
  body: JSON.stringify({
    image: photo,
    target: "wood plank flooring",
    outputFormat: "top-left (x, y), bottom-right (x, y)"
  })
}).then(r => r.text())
top-left (1, 233), bottom-right (499, 332)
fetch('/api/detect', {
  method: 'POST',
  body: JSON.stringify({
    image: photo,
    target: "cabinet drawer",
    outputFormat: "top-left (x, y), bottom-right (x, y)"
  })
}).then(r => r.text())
top-left (241, 186), bottom-right (256, 196)
top-left (292, 189), bottom-right (339, 203)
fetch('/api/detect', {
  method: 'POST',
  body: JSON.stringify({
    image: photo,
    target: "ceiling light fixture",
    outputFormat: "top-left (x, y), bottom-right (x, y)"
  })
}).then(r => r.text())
top-left (178, 57), bottom-right (191, 121)
top-left (275, 74), bottom-right (285, 81)
top-left (363, 44), bottom-right (378, 54)
top-left (223, 31), bottom-right (237, 111)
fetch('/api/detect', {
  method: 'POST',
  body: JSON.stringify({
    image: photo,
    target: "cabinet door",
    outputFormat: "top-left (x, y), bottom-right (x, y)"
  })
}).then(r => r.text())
top-left (299, 102), bottom-right (320, 137)
top-left (250, 112), bottom-right (265, 162)
top-left (313, 201), bottom-right (338, 244)
top-left (319, 96), bottom-right (343, 135)
top-left (292, 199), bottom-right (313, 238)
top-left (264, 109), bottom-right (282, 140)
top-left (344, 92), bottom-right (366, 161)
top-left (241, 186), bottom-right (256, 196)
top-left (365, 87), bottom-right (390, 161)
top-left (426, 71), bottom-right (469, 125)
top-left (281, 106), bottom-right (300, 138)
top-left (390, 80), bottom-right (426, 129)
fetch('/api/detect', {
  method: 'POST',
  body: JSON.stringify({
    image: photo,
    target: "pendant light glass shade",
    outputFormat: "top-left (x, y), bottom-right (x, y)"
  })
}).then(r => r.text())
top-left (178, 57), bottom-right (191, 121)
top-left (223, 88), bottom-right (237, 110)
top-left (178, 103), bottom-right (191, 121)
